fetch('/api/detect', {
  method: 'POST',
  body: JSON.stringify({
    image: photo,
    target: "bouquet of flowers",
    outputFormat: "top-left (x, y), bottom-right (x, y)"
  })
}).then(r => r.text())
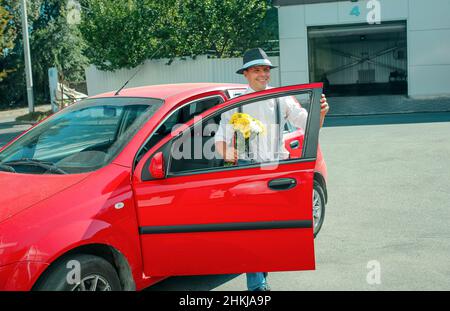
top-left (225, 112), bottom-right (266, 166)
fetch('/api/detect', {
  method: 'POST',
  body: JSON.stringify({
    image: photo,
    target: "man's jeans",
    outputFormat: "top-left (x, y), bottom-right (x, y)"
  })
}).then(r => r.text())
top-left (246, 272), bottom-right (268, 291)
top-left (237, 159), bottom-right (268, 290)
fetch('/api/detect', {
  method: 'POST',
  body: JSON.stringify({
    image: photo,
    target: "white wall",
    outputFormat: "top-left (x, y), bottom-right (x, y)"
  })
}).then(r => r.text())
top-left (86, 55), bottom-right (281, 96)
top-left (278, 0), bottom-right (450, 97)
top-left (408, 0), bottom-right (450, 97)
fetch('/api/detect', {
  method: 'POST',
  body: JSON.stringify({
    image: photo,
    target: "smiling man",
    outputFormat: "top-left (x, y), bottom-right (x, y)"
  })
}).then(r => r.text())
top-left (214, 48), bottom-right (329, 291)
top-left (242, 63), bottom-right (272, 91)
top-left (215, 48), bottom-right (329, 164)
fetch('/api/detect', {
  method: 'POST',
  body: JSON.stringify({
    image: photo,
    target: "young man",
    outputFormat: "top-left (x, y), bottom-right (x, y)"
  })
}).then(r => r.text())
top-left (214, 48), bottom-right (329, 291)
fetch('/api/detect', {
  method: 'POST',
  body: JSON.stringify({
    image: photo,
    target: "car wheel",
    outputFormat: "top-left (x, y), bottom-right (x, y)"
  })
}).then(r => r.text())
top-left (33, 254), bottom-right (122, 291)
top-left (313, 180), bottom-right (326, 238)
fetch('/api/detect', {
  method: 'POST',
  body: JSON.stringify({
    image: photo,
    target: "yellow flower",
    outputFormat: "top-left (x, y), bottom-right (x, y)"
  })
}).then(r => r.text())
top-left (243, 130), bottom-right (251, 139)
top-left (229, 112), bottom-right (265, 138)
top-left (230, 112), bottom-right (246, 124)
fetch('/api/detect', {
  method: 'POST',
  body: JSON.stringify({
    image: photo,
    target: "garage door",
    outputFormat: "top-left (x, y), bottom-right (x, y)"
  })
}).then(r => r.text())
top-left (308, 22), bottom-right (407, 96)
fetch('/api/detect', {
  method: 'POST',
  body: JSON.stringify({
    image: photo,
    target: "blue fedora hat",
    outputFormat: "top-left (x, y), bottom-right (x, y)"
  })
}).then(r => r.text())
top-left (236, 48), bottom-right (277, 74)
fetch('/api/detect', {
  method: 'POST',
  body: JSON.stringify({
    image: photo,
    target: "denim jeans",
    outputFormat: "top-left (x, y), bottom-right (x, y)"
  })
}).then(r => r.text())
top-left (237, 159), bottom-right (268, 290)
top-left (246, 272), bottom-right (268, 291)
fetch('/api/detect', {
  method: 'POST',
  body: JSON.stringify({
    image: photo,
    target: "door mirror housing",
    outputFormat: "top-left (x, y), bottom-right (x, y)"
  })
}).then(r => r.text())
top-left (149, 152), bottom-right (166, 179)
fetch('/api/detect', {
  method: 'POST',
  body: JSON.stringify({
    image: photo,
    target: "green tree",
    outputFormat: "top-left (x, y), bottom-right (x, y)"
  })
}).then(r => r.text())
top-left (0, 0), bottom-right (88, 108)
top-left (174, 0), bottom-right (276, 58)
top-left (80, 0), bottom-right (278, 70)
top-left (0, 0), bottom-right (25, 107)
top-left (32, 2), bottom-right (88, 88)
top-left (30, 0), bottom-right (88, 102)
top-left (0, 1), bottom-right (16, 81)
top-left (80, 0), bottom-right (163, 70)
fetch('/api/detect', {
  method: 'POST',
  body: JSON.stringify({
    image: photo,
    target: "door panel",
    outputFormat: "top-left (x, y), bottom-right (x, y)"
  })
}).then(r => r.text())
top-left (135, 161), bottom-right (315, 276)
top-left (133, 83), bottom-right (323, 277)
top-left (141, 229), bottom-right (313, 276)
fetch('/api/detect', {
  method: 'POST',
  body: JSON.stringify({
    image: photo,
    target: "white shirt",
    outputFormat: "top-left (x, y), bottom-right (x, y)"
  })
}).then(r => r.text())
top-left (215, 86), bottom-right (308, 162)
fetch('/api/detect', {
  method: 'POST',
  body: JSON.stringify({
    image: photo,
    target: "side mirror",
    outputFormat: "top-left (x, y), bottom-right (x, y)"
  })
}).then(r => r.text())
top-left (149, 152), bottom-right (166, 179)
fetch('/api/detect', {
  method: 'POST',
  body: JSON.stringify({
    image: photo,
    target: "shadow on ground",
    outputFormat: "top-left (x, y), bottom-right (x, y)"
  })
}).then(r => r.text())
top-left (145, 274), bottom-right (241, 291)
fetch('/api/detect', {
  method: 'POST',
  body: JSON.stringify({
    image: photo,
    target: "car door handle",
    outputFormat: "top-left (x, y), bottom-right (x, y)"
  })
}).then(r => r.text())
top-left (268, 178), bottom-right (297, 190)
top-left (290, 140), bottom-right (300, 149)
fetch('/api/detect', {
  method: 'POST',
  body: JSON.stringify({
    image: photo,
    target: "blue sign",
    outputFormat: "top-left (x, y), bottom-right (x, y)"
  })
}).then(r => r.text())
top-left (350, 6), bottom-right (361, 17)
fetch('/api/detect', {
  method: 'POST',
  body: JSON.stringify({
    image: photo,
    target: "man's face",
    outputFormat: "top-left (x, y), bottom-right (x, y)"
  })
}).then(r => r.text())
top-left (243, 65), bottom-right (271, 92)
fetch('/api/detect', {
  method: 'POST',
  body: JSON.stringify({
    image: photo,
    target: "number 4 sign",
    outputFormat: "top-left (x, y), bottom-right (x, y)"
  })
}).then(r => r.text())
top-left (350, 5), bottom-right (361, 17)
top-left (349, 0), bottom-right (381, 24)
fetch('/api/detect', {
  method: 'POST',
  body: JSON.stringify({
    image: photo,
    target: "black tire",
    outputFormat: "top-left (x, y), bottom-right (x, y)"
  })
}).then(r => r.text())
top-left (33, 254), bottom-right (122, 291)
top-left (313, 180), bottom-right (326, 238)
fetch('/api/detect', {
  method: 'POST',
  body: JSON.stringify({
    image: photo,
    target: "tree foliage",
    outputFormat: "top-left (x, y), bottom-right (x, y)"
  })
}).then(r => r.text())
top-left (174, 0), bottom-right (276, 58)
top-left (31, 1), bottom-right (88, 84)
top-left (1, 0), bottom-right (278, 107)
top-left (0, 0), bottom-right (88, 108)
top-left (80, 0), bottom-right (163, 70)
top-left (0, 1), bottom-right (17, 81)
top-left (80, 0), bottom-right (278, 71)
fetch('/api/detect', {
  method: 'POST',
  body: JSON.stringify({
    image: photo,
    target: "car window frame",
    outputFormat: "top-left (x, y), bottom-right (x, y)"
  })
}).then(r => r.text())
top-left (165, 90), bottom-right (315, 177)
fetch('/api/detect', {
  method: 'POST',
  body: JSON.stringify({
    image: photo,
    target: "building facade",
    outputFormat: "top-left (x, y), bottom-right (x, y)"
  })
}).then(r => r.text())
top-left (275, 0), bottom-right (450, 98)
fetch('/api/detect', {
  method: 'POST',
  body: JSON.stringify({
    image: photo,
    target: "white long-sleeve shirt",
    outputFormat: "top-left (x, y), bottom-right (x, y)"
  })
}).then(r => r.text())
top-left (215, 86), bottom-right (308, 162)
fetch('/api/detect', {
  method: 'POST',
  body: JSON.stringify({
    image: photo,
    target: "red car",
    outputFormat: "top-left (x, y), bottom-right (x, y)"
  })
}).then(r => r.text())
top-left (0, 83), bottom-right (327, 291)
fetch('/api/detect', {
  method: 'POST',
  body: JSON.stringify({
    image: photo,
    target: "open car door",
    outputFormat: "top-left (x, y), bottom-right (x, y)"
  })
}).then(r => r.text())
top-left (133, 83), bottom-right (323, 276)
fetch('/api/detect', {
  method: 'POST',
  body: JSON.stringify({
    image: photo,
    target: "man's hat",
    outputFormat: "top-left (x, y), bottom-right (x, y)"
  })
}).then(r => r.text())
top-left (236, 48), bottom-right (277, 74)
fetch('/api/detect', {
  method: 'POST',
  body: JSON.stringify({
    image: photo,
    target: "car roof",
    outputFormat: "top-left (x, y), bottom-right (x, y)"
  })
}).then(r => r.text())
top-left (91, 83), bottom-right (247, 107)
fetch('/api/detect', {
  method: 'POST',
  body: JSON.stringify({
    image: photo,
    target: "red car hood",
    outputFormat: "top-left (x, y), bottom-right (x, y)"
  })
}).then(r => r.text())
top-left (0, 172), bottom-right (89, 223)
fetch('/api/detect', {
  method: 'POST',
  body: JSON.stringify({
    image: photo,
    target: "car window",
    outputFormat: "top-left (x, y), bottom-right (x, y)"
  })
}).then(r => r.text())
top-left (187, 96), bottom-right (223, 119)
top-left (227, 89), bottom-right (246, 99)
top-left (136, 96), bottom-right (224, 163)
top-left (284, 120), bottom-right (293, 133)
top-left (167, 91), bottom-right (312, 175)
top-left (0, 98), bottom-right (163, 174)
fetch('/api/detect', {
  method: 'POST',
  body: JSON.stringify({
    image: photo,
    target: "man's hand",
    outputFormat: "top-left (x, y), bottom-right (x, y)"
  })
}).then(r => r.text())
top-left (320, 94), bottom-right (329, 128)
top-left (224, 146), bottom-right (238, 163)
top-left (215, 141), bottom-right (237, 163)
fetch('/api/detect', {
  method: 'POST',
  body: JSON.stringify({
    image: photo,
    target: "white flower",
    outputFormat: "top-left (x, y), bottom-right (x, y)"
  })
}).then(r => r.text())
top-left (249, 120), bottom-right (263, 134)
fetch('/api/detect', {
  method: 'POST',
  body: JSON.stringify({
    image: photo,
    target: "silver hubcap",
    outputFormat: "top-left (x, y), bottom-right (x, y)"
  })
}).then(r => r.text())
top-left (71, 275), bottom-right (112, 291)
top-left (313, 189), bottom-right (322, 232)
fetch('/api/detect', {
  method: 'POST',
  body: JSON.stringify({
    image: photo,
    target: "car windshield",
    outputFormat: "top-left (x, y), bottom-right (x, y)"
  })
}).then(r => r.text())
top-left (0, 97), bottom-right (163, 174)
